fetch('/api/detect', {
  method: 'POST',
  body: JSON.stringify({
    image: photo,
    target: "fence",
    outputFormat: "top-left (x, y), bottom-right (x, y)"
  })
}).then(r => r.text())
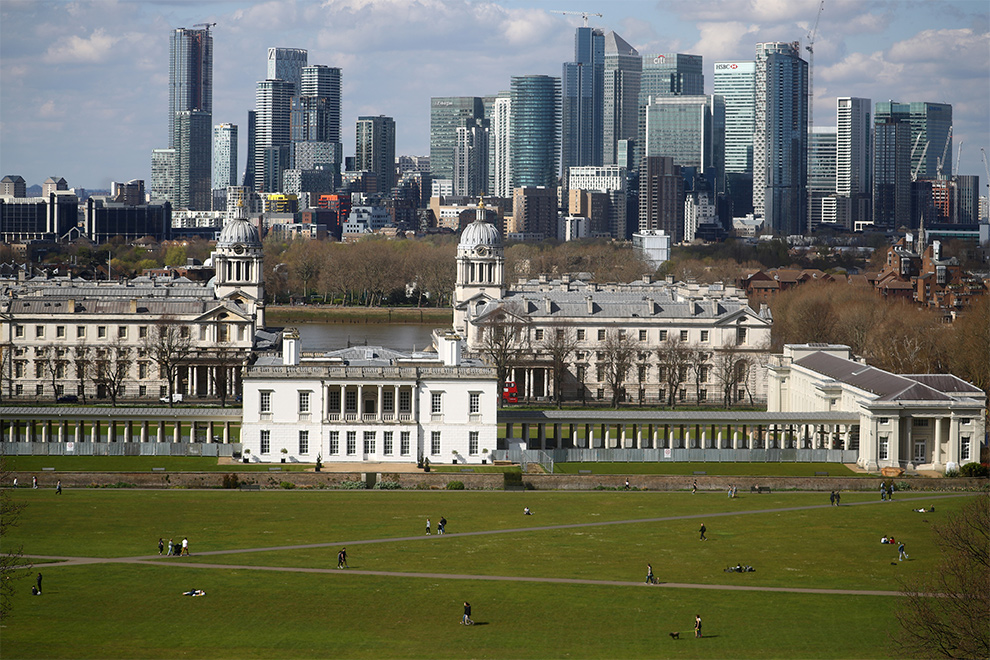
top-left (494, 447), bottom-right (858, 467)
top-left (0, 442), bottom-right (241, 458)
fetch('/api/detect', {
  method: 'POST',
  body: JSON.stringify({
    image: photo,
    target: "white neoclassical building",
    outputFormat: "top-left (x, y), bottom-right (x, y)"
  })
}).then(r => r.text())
top-left (768, 344), bottom-right (986, 473)
top-left (240, 331), bottom-right (498, 464)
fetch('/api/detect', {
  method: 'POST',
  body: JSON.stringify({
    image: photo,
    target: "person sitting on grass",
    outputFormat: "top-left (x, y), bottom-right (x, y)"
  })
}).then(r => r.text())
top-left (523, 507), bottom-right (532, 515)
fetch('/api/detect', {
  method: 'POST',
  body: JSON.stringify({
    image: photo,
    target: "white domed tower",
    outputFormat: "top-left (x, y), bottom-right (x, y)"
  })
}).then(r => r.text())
top-left (453, 199), bottom-right (505, 334)
top-left (212, 211), bottom-right (265, 326)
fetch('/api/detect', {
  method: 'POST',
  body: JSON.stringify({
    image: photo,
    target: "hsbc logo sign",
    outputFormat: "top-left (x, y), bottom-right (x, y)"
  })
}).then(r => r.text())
top-left (716, 64), bottom-right (739, 70)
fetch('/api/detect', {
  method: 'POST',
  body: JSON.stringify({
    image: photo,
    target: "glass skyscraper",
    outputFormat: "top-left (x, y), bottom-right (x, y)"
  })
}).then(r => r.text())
top-left (713, 61), bottom-right (755, 174)
top-left (875, 101), bottom-right (952, 180)
top-left (510, 75), bottom-right (561, 190)
top-left (356, 115), bottom-right (397, 193)
top-left (808, 126), bottom-right (837, 228)
top-left (489, 92), bottom-right (512, 198)
top-left (166, 27), bottom-right (213, 210)
top-left (835, 97), bottom-right (871, 228)
top-left (636, 53), bottom-right (703, 172)
top-left (254, 79), bottom-right (294, 192)
top-left (561, 26), bottom-right (604, 173)
top-left (212, 123), bottom-right (238, 191)
top-left (430, 97), bottom-right (485, 182)
top-left (267, 47), bottom-right (308, 97)
top-left (603, 31), bottom-right (640, 166)
top-left (643, 95), bottom-right (725, 189)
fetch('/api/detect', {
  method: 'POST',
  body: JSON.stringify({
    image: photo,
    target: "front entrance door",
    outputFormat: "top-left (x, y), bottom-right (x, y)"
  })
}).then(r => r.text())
top-left (913, 440), bottom-right (927, 463)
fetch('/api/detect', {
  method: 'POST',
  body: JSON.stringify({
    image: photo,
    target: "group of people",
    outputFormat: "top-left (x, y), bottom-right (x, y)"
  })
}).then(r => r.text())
top-left (829, 491), bottom-right (842, 506)
top-left (337, 547), bottom-right (348, 569)
top-left (726, 485), bottom-right (738, 498)
top-left (425, 517), bottom-right (448, 535)
top-left (880, 535), bottom-right (909, 561)
top-left (879, 482), bottom-right (896, 501)
top-left (159, 537), bottom-right (190, 556)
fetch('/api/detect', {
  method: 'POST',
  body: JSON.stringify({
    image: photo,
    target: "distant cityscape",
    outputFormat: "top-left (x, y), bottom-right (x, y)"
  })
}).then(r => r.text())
top-left (1, 22), bottom-right (988, 249)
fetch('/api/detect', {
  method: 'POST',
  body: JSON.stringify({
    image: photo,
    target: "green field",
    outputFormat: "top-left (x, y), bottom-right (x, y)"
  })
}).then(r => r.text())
top-left (553, 461), bottom-right (864, 477)
top-left (2, 456), bottom-right (311, 473)
top-left (2, 488), bottom-right (970, 659)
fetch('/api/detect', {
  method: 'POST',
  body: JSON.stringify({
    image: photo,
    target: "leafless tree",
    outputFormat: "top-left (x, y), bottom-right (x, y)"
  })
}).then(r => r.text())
top-left (0, 457), bottom-right (30, 621)
top-left (602, 330), bottom-right (635, 408)
top-left (72, 344), bottom-right (92, 404)
top-left (541, 325), bottom-right (578, 409)
top-left (37, 345), bottom-right (68, 402)
top-left (142, 319), bottom-right (192, 407)
top-left (477, 303), bottom-right (531, 403)
top-left (687, 347), bottom-right (711, 405)
top-left (712, 342), bottom-right (744, 407)
top-left (894, 492), bottom-right (989, 659)
top-left (656, 335), bottom-right (691, 407)
top-left (91, 339), bottom-right (131, 406)
top-left (0, 342), bottom-right (12, 403)
top-left (209, 339), bottom-right (244, 408)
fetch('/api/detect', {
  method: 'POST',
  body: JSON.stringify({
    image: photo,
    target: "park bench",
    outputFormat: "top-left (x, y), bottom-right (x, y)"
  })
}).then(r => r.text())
top-left (814, 471), bottom-right (829, 477)
top-left (152, 467), bottom-right (166, 472)
top-left (752, 486), bottom-right (771, 494)
top-left (460, 469), bottom-right (475, 473)
top-left (42, 467), bottom-right (55, 471)
top-left (693, 471), bottom-right (707, 475)
top-left (268, 467), bottom-right (282, 472)
top-left (239, 484), bottom-right (261, 491)
top-left (578, 469), bottom-right (592, 474)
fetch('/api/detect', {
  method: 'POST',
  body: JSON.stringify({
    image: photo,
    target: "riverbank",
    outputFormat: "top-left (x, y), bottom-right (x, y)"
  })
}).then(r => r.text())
top-left (267, 305), bottom-right (452, 325)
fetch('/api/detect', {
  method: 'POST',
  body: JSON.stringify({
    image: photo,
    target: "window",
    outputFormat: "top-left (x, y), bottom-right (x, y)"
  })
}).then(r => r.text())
top-left (597, 329), bottom-right (606, 341)
top-left (180, 326), bottom-right (190, 338)
top-left (879, 435), bottom-right (889, 460)
top-left (298, 391), bottom-right (311, 414)
top-left (15, 384), bottom-right (23, 395)
top-left (36, 384), bottom-right (44, 396)
top-left (469, 392), bottom-right (480, 414)
top-left (260, 391), bottom-right (272, 414)
top-left (469, 431), bottom-right (479, 455)
top-left (35, 325), bottom-right (45, 338)
top-left (298, 431), bottom-right (309, 455)
top-left (329, 389), bottom-right (341, 412)
top-left (97, 326), bottom-right (107, 339)
top-left (699, 366), bottom-right (708, 382)
top-left (960, 418), bottom-right (971, 425)
top-left (77, 326), bottom-right (86, 338)
top-left (576, 365), bottom-right (585, 382)
top-left (736, 327), bottom-right (747, 345)
top-left (329, 431), bottom-right (340, 455)
top-left (878, 418), bottom-right (889, 425)
top-left (139, 385), bottom-right (147, 397)
top-left (961, 436), bottom-right (971, 461)
top-left (576, 351), bottom-right (586, 361)
top-left (345, 390), bottom-right (357, 412)
top-left (699, 389), bottom-right (707, 402)
top-left (638, 365), bottom-right (647, 381)
top-left (117, 326), bottom-right (127, 339)
top-left (659, 330), bottom-right (667, 341)
top-left (431, 392), bottom-right (443, 414)
top-left (35, 363), bottom-right (44, 378)
top-left (400, 431), bottom-right (411, 456)
top-left (534, 328), bottom-right (544, 341)
top-left (138, 363), bottom-right (149, 379)
top-left (346, 431), bottom-right (357, 455)
top-left (679, 388), bottom-right (686, 401)
top-left (618, 329), bottom-right (626, 339)
top-left (596, 388), bottom-right (604, 400)
top-left (639, 329), bottom-right (647, 341)
top-left (399, 390), bottom-right (411, 413)
top-left (160, 386), bottom-right (167, 399)
top-left (383, 431), bottom-right (393, 455)
top-left (383, 390), bottom-right (394, 412)
top-left (14, 325), bottom-right (24, 338)
top-left (260, 430), bottom-right (271, 454)
top-left (363, 431), bottom-right (376, 454)
top-left (431, 431), bottom-right (441, 455)
top-left (679, 330), bottom-right (688, 342)
top-left (577, 329), bottom-right (586, 340)
top-left (913, 418), bottom-right (929, 427)
top-left (700, 330), bottom-right (709, 342)
top-left (139, 326), bottom-right (148, 339)
top-left (56, 326), bottom-right (65, 339)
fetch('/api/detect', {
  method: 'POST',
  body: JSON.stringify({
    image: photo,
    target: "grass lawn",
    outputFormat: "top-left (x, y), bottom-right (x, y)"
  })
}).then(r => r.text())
top-left (3, 456), bottom-right (312, 473)
top-left (554, 461), bottom-right (865, 477)
top-left (3, 489), bottom-right (971, 659)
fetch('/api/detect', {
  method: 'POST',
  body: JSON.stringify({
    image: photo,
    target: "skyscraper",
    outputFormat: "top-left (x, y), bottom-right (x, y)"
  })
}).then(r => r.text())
top-left (151, 148), bottom-right (177, 202)
top-left (489, 92), bottom-right (512, 198)
top-left (254, 79), bottom-right (294, 192)
top-left (754, 41), bottom-right (808, 235)
top-left (603, 31), bottom-right (641, 166)
top-left (561, 26), bottom-right (605, 173)
top-left (298, 65), bottom-right (342, 143)
top-left (168, 27), bottom-right (213, 149)
top-left (430, 97), bottom-right (485, 181)
top-left (174, 110), bottom-right (212, 210)
top-left (807, 127), bottom-right (837, 229)
top-left (213, 123), bottom-right (238, 191)
top-left (643, 95), bottom-right (724, 189)
top-left (874, 101), bottom-right (953, 180)
top-left (242, 110), bottom-right (256, 188)
top-left (267, 47), bottom-right (308, 97)
top-left (873, 115), bottom-right (912, 227)
top-left (639, 156), bottom-right (684, 241)
top-left (453, 119), bottom-right (489, 197)
top-left (356, 115), bottom-right (397, 193)
top-left (835, 97), bottom-right (871, 228)
top-left (713, 61), bottom-right (756, 174)
top-left (636, 53), bottom-right (703, 172)
top-left (510, 75), bottom-right (561, 190)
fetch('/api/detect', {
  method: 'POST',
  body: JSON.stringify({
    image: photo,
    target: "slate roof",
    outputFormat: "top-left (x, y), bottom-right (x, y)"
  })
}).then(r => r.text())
top-left (793, 351), bottom-right (953, 402)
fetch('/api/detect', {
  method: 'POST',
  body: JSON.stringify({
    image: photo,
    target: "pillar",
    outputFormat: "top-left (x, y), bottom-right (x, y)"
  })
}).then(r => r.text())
top-left (141, 421), bottom-right (148, 443)
top-left (377, 385), bottom-right (383, 420)
top-left (933, 417), bottom-right (943, 466)
top-left (173, 421), bottom-right (181, 444)
top-left (157, 421), bottom-right (164, 443)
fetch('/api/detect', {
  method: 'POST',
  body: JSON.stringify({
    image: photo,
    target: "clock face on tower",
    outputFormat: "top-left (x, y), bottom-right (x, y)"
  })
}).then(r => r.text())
top-left (233, 243), bottom-right (245, 255)
top-left (475, 246), bottom-right (489, 257)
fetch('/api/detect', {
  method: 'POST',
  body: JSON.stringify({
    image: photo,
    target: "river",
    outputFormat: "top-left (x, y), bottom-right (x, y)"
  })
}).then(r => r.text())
top-left (295, 322), bottom-right (441, 352)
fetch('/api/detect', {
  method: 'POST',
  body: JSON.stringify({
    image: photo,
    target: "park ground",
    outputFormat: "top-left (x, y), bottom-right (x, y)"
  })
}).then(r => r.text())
top-left (1, 486), bottom-right (975, 659)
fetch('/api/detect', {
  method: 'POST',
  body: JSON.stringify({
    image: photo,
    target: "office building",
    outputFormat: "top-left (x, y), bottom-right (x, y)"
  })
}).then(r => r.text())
top-left (875, 102), bottom-right (953, 180)
top-left (173, 110), bottom-right (212, 210)
top-left (294, 65), bottom-right (342, 144)
top-left (643, 95), bottom-right (725, 189)
top-left (511, 187), bottom-right (557, 238)
top-left (267, 47), bottom-right (308, 97)
top-left (453, 119), bottom-right (489, 197)
top-left (952, 175), bottom-right (979, 224)
top-left (873, 115), bottom-right (912, 227)
top-left (637, 53), bottom-right (703, 170)
top-left (754, 42), bottom-right (808, 235)
top-left (356, 115), bottom-right (397, 192)
top-left (213, 123), bottom-right (238, 192)
top-left (561, 26), bottom-right (604, 173)
top-left (603, 31), bottom-right (641, 166)
top-left (168, 27), bottom-right (213, 149)
top-left (639, 156), bottom-right (684, 241)
top-left (1, 175), bottom-right (27, 198)
top-left (510, 75), bottom-right (561, 190)
top-left (489, 92), bottom-right (512, 198)
top-left (568, 165), bottom-right (627, 238)
top-left (151, 149), bottom-right (177, 202)
top-left (808, 127), bottom-right (837, 229)
top-left (430, 97), bottom-right (485, 181)
top-left (684, 189), bottom-right (718, 242)
top-left (254, 79), bottom-right (294, 193)
top-left (0, 192), bottom-right (78, 242)
top-left (835, 97), bottom-right (872, 228)
top-left (713, 61), bottom-right (756, 175)
top-left (242, 111), bottom-right (256, 188)
top-left (110, 179), bottom-right (144, 206)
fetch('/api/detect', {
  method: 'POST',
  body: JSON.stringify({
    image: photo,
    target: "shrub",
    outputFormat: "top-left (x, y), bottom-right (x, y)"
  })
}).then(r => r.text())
top-left (374, 480), bottom-right (402, 490)
top-left (338, 480), bottom-right (367, 490)
top-left (221, 473), bottom-right (240, 489)
top-left (945, 467), bottom-right (960, 478)
top-left (896, 481), bottom-right (910, 491)
top-left (503, 472), bottom-right (523, 489)
top-left (280, 481), bottom-right (296, 490)
top-left (446, 481), bottom-right (465, 490)
top-left (959, 462), bottom-right (990, 478)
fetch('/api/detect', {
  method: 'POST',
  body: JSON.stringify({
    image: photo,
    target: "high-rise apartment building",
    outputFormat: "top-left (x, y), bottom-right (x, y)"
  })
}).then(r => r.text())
top-left (212, 123), bottom-right (238, 191)
top-left (254, 79), bottom-right (294, 192)
top-left (603, 31), bottom-right (641, 166)
top-left (510, 75), bottom-right (561, 190)
top-left (489, 92), bottom-right (512, 198)
top-left (639, 156), bottom-right (684, 241)
top-left (453, 119), bottom-right (489, 197)
top-left (355, 115), bottom-right (397, 193)
top-left (754, 41), bottom-right (808, 235)
top-left (296, 65), bottom-right (342, 143)
top-left (808, 127), bottom-right (837, 228)
top-left (568, 165), bottom-right (627, 238)
top-left (174, 110), bottom-right (212, 210)
top-left (643, 95), bottom-right (725, 188)
top-left (430, 97), bottom-right (485, 181)
top-left (835, 97), bottom-right (871, 228)
top-left (561, 26), bottom-right (605, 173)
top-left (267, 47), bottom-right (308, 97)
top-left (242, 111), bottom-right (256, 188)
top-left (168, 27), bottom-right (213, 149)
top-left (636, 53), bottom-right (703, 171)
top-left (151, 149), bottom-right (177, 201)
top-left (875, 101), bottom-right (953, 180)
top-left (873, 116), bottom-right (912, 227)
top-left (511, 187), bottom-right (557, 238)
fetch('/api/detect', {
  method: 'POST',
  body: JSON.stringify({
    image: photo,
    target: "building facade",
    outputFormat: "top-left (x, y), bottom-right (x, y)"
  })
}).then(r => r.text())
top-left (713, 61), bottom-right (756, 175)
top-left (510, 76), bottom-right (561, 189)
top-left (355, 115), bottom-right (397, 193)
top-left (638, 156), bottom-right (684, 241)
top-left (266, 47), bottom-right (308, 97)
top-left (561, 26), bottom-right (605, 173)
top-left (430, 97), bottom-right (485, 182)
top-left (835, 97), bottom-right (871, 229)
top-left (807, 127), bottom-right (837, 229)
top-left (254, 79), bottom-right (294, 193)
top-left (602, 31), bottom-right (641, 167)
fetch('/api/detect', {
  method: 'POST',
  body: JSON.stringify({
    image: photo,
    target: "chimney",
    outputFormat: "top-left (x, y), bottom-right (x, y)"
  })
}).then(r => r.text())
top-left (544, 297), bottom-right (552, 314)
top-left (645, 297), bottom-right (654, 315)
top-left (586, 295), bottom-right (594, 314)
top-left (282, 328), bottom-right (300, 366)
top-left (438, 332), bottom-right (462, 366)
top-left (130, 299), bottom-right (137, 314)
top-left (68, 299), bottom-right (75, 313)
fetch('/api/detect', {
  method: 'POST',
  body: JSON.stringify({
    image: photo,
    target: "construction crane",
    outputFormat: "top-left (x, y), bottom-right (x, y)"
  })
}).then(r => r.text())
top-left (936, 125), bottom-right (952, 180)
top-left (911, 142), bottom-right (929, 182)
top-left (805, 0), bottom-right (825, 135)
top-left (550, 10), bottom-right (602, 27)
top-left (954, 141), bottom-right (963, 177)
top-left (193, 22), bottom-right (216, 30)
top-left (981, 148), bottom-right (990, 196)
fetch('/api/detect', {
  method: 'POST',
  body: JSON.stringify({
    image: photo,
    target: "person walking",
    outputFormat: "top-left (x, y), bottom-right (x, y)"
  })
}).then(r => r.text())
top-left (692, 480), bottom-right (697, 494)
top-left (888, 482), bottom-right (895, 501)
top-left (158, 538), bottom-right (164, 555)
top-left (439, 516), bottom-right (447, 535)
top-left (835, 491), bottom-right (841, 505)
top-left (898, 542), bottom-right (909, 561)
top-left (694, 614), bottom-right (702, 638)
top-left (462, 601), bottom-right (473, 625)
top-left (646, 563), bottom-right (655, 584)
top-left (32, 476), bottom-right (37, 489)
top-left (181, 537), bottom-right (189, 556)
top-left (56, 480), bottom-right (61, 495)
top-left (829, 491), bottom-right (835, 506)
top-left (699, 523), bottom-right (707, 541)
top-left (426, 518), bottom-right (431, 535)
top-left (337, 547), bottom-right (348, 569)
top-left (36, 573), bottom-right (43, 595)
top-left (880, 482), bottom-right (886, 501)
top-left (167, 538), bottom-right (174, 556)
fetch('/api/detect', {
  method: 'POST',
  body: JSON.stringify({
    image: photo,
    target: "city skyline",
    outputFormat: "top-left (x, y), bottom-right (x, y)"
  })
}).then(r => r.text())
top-left (0, 0), bottom-right (987, 190)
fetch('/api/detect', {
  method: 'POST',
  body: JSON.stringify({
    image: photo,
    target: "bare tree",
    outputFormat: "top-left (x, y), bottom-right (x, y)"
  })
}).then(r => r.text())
top-left (712, 341), bottom-right (744, 407)
top-left (477, 304), bottom-right (531, 403)
top-left (895, 492), bottom-right (989, 659)
top-left (142, 319), bottom-right (192, 407)
top-left (0, 457), bottom-right (30, 621)
top-left (209, 339), bottom-right (244, 408)
top-left (656, 335), bottom-right (690, 407)
top-left (91, 339), bottom-right (131, 406)
top-left (602, 330), bottom-right (635, 408)
top-left (37, 345), bottom-right (68, 402)
top-left (0, 342), bottom-right (12, 403)
top-left (72, 344), bottom-right (92, 404)
top-left (541, 325), bottom-right (578, 409)
top-left (687, 347), bottom-right (711, 405)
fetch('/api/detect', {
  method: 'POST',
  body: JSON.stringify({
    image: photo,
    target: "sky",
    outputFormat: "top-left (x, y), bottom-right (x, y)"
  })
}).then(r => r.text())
top-left (1, 0), bottom-right (988, 191)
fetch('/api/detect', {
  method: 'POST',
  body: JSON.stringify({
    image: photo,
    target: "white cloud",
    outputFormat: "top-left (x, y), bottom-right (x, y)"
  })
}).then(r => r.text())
top-left (43, 28), bottom-right (119, 64)
top-left (38, 99), bottom-right (64, 118)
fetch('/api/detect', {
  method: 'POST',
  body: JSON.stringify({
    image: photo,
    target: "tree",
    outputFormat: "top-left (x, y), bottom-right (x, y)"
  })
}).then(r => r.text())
top-left (541, 325), bottom-right (578, 409)
top-left (90, 339), bottom-right (131, 406)
top-left (0, 457), bottom-right (30, 620)
top-left (209, 339), bottom-right (243, 408)
top-left (142, 319), bottom-right (192, 407)
top-left (656, 335), bottom-right (690, 406)
top-left (477, 303), bottom-right (531, 402)
top-left (72, 344), bottom-right (92, 404)
top-left (37, 344), bottom-right (68, 403)
top-left (0, 342), bottom-right (12, 403)
top-left (687, 347), bottom-right (711, 405)
top-left (712, 341), bottom-right (744, 407)
top-left (602, 330), bottom-right (635, 408)
top-left (894, 492), bottom-right (990, 659)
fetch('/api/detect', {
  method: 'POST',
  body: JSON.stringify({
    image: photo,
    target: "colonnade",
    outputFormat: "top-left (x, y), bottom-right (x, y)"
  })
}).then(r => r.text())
top-left (2, 418), bottom-right (235, 444)
top-left (326, 384), bottom-right (416, 422)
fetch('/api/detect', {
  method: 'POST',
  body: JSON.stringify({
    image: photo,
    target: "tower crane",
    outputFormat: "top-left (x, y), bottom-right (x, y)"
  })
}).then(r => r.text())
top-left (193, 22), bottom-right (216, 30)
top-left (550, 10), bottom-right (602, 27)
top-left (954, 141), bottom-right (962, 177)
top-left (911, 142), bottom-right (928, 182)
top-left (936, 125), bottom-right (952, 180)
top-left (805, 0), bottom-right (825, 134)
top-left (981, 148), bottom-right (990, 197)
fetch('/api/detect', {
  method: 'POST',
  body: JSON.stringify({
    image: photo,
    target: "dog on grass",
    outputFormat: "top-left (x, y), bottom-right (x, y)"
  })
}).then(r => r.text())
top-left (669, 632), bottom-right (680, 640)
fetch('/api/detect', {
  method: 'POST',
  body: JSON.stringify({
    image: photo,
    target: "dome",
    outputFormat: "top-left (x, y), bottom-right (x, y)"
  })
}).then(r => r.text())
top-left (216, 217), bottom-right (261, 248)
top-left (458, 219), bottom-right (501, 250)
